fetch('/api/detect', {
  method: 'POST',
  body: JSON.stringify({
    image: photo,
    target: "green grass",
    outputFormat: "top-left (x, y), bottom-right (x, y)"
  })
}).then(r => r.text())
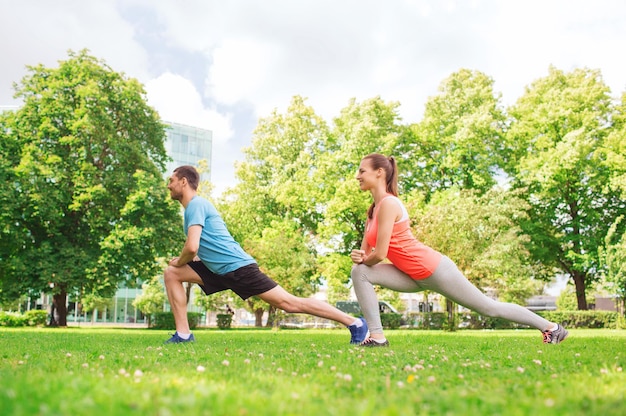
top-left (1, 327), bottom-right (624, 415)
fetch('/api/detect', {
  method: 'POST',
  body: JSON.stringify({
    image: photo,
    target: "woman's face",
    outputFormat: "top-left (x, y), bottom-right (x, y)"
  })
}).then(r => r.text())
top-left (356, 158), bottom-right (380, 191)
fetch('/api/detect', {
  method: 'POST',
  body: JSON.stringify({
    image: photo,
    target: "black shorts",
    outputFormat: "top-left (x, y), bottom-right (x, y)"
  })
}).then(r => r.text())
top-left (187, 261), bottom-right (278, 300)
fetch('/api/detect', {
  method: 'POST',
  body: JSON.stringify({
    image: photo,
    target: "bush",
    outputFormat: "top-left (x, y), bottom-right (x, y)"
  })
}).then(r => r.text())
top-left (380, 313), bottom-right (402, 329)
top-left (460, 312), bottom-right (519, 330)
top-left (0, 311), bottom-right (27, 327)
top-left (538, 310), bottom-right (620, 329)
top-left (405, 312), bottom-right (447, 329)
top-left (216, 314), bottom-right (233, 329)
top-left (151, 312), bottom-right (203, 330)
top-left (23, 310), bottom-right (48, 326)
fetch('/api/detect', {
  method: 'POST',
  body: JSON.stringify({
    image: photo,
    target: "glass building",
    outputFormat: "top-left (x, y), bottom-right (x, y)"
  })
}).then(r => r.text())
top-left (164, 121), bottom-right (213, 183)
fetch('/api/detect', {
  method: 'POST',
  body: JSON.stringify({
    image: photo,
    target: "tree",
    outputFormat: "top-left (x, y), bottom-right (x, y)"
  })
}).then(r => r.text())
top-left (133, 275), bottom-right (166, 327)
top-left (0, 50), bottom-right (182, 326)
top-left (399, 69), bottom-right (508, 200)
top-left (506, 66), bottom-right (624, 309)
top-left (408, 187), bottom-right (546, 304)
top-left (244, 219), bottom-right (318, 326)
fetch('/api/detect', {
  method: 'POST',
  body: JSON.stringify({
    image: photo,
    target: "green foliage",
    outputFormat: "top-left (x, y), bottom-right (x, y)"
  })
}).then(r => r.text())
top-left (404, 312), bottom-right (448, 329)
top-left (133, 276), bottom-right (166, 323)
top-left (411, 187), bottom-right (545, 298)
top-left (0, 50), bottom-right (181, 323)
top-left (556, 287), bottom-right (579, 311)
top-left (380, 313), bottom-right (402, 329)
top-left (506, 66), bottom-right (622, 309)
top-left (539, 310), bottom-right (620, 329)
top-left (216, 314), bottom-right (233, 329)
top-left (151, 312), bottom-right (202, 330)
top-left (23, 310), bottom-right (48, 326)
top-left (0, 310), bottom-right (47, 327)
top-left (400, 69), bottom-right (508, 198)
top-left (0, 311), bottom-right (28, 327)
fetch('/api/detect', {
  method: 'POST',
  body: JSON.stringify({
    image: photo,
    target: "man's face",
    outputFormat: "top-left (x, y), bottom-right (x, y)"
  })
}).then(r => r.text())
top-left (167, 173), bottom-right (185, 201)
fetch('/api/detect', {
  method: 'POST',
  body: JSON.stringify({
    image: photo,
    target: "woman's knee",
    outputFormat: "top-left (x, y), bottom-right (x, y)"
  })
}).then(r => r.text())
top-left (351, 264), bottom-right (369, 281)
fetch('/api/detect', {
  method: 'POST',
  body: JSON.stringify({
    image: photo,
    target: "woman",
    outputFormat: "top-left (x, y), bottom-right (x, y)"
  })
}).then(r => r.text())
top-left (350, 153), bottom-right (568, 347)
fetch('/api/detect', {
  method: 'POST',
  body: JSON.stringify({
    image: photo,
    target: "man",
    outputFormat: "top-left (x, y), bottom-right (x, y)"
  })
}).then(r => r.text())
top-left (163, 165), bottom-right (368, 344)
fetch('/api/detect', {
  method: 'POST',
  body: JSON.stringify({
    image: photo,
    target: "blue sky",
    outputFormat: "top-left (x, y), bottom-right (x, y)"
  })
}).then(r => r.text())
top-left (2, 0), bottom-right (625, 196)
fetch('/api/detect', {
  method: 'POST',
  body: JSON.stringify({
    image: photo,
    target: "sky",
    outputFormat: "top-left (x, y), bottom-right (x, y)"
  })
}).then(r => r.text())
top-left (1, 0), bottom-right (626, 197)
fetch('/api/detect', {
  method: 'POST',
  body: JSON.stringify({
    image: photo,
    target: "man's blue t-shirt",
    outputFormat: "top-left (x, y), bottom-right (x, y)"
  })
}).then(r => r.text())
top-left (184, 196), bottom-right (255, 274)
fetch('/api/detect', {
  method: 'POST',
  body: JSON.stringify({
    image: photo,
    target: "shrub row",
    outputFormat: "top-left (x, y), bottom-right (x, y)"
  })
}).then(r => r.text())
top-left (0, 310), bottom-right (48, 327)
top-left (403, 310), bottom-right (623, 330)
top-left (150, 312), bottom-right (203, 330)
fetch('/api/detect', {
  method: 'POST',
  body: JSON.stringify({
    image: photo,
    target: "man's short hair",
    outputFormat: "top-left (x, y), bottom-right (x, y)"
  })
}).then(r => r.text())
top-left (173, 165), bottom-right (199, 190)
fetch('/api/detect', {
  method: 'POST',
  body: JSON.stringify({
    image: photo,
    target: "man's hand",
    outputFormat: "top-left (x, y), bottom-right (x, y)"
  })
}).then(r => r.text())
top-left (169, 257), bottom-right (183, 267)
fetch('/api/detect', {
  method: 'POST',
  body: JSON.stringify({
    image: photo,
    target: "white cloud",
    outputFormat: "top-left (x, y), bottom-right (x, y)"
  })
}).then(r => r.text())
top-left (145, 72), bottom-right (233, 144)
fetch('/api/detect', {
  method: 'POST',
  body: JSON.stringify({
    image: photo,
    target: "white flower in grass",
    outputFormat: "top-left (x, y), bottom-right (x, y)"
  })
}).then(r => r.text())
top-left (222, 360), bottom-right (230, 367)
top-left (82, 363), bottom-right (89, 368)
top-left (99, 355), bottom-right (105, 360)
top-left (458, 374), bottom-right (464, 379)
top-left (317, 361), bottom-right (324, 367)
top-left (330, 366), bottom-right (336, 372)
top-left (66, 353), bottom-right (72, 357)
top-left (537, 350), bottom-right (543, 354)
top-left (427, 376), bottom-right (436, 383)
top-left (544, 398), bottom-right (555, 407)
top-left (18, 361), bottom-right (24, 365)
top-left (197, 365), bottom-right (206, 372)
top-left (291, 372), bottom-right (298, 377)
top-left (134, 369), bottom-right (143, 378)
top-left (575, 353), bottom-right (581, 357)
top-left (258, 353), bottom-right (264, 358)
top-left (517, 367), bottom-right (525, 373)
top-left (533, 360), bottom-right (542, 366)
top-left (396, 381), bottom-right (405, 388)
top-left (244, 359), bottom-right (251, 365)
top-left (551, 374), bottom-right (558, 379)
top-left (118, 368), bottom-right (127, 376)
top-left (600, 368), bottom-right (608, 374)
top-left (360, 361), bottom-right (366, 367)
top-left (343, 374), bottom-right (352, 381)
top-left (617, 367), bottom-right (623, 372)
top-left (276, 368), bottom-right (283, 373)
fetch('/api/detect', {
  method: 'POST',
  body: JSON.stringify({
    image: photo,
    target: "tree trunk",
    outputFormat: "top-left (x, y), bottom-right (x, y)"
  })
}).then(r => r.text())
top-left (446, 298), bottom-right (456, 332)
top-left (254, 308), bottom-right (264, 327)
top-left (52, 291), bottom-right (68, 327)
top-left (266, 305), bottom-right (278, 328)
top-left (572, 272), bottom-right (588, 310)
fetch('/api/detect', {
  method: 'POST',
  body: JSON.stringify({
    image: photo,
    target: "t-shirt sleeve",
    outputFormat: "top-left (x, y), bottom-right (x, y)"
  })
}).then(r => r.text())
top-left (185, 199), bottom-right (207, 228)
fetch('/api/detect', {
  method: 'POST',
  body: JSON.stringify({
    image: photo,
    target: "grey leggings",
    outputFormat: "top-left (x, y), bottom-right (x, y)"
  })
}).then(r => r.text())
top-left (351, 256), bottom-right (552, 335)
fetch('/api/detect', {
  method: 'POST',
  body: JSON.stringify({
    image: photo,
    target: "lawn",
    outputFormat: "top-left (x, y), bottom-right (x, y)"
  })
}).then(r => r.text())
top-left (0, 327), bottom-right (624, 415)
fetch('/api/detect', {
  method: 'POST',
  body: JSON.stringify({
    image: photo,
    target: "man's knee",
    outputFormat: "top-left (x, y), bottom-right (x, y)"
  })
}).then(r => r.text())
top-left (163, 266), bottom-right (180, 287)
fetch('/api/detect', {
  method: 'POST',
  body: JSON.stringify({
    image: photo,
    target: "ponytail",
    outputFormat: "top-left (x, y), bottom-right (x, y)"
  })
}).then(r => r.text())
top-left (363, 154), bottom-right (399, 219)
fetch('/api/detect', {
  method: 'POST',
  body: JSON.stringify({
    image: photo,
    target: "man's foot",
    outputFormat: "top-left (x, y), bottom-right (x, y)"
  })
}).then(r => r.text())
top-left (164, 332), bottom-right (196, 344)
top-left (542, 324), bottom-right (569, 344)
top-left (359, 337), bottom-right (389, 347)
top-left (349, 317), bottom-right (369, 345)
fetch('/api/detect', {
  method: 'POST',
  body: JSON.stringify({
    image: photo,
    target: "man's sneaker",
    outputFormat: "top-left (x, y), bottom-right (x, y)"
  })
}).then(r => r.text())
top-left (542, 324), bottom-right (569, 344)
top-left (349, 317), bottom-right (369, 344)
top-left (359, 337), bottom-right (389, 347)
top-left (164, 332), bottom-right (196, 344)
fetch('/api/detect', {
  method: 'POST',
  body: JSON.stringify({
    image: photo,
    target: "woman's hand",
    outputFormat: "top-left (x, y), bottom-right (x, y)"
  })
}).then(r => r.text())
top-left (350, 249), bottom-right (366, 264)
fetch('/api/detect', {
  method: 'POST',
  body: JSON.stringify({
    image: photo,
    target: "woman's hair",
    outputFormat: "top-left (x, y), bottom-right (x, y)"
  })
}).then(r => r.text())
top-left (363, 153), bottom-right (398, 219)
top-left (173, 165), bottom-right (200, 190)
